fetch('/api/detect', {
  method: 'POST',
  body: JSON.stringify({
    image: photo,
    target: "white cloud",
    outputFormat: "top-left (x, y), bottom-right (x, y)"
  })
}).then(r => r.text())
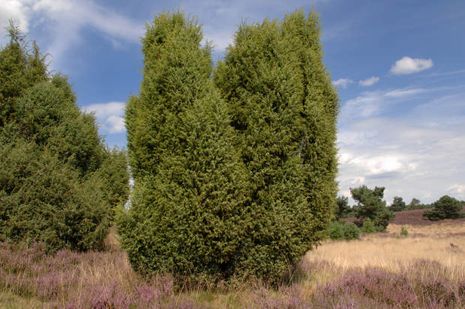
top-left (0, 1), bottom-right (28, 30)
top-left (342, 87), bottom-right (425, 120)
top-left (359, 76), bottom-right (379, 87)
top-left (449, 184), bottom-right (465, 196)
top-left (333, 78), bottom-right (353, 88)
top-left (390, 56), bottom-right (433, 75)
top-left (0, 0), bottom-right (143, 66)
top-left (338, 91), bottom-right (465, 203)
top-left (82, 102), bottom-right (126, 134)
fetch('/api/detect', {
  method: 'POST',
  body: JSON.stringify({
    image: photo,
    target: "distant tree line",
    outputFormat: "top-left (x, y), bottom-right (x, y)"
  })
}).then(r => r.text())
top-left (0, 23), bottom-right (129, 252)
top-left (332, 185), bottom-right (465, 240)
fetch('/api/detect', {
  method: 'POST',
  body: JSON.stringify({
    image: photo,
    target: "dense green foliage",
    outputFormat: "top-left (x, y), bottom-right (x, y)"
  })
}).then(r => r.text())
top-left (360, 219), bottom-right (378, 233)
top-left (0, 27), bottom-right (129, 252)
top-left (215, 10), bottom-right (338, 282)
top-left (390, 196), bottom-right (406, 212)
top-left (423, 195), bottom-right (464, 221)
top-left (328, 221), bottom-right (360, 240)
top-left (121, 11), bottom-right (338, 285)
top-left (335, 196), bottom-right (352, 219)
top-left (120, 13), bottom-right (250, 283)
top-left (351, 186), bottom-right (393, 231)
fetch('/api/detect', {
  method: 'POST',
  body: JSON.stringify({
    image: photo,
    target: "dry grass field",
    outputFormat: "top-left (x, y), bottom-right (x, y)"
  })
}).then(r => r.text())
top-left (1, 211), bottom-right (465, 308)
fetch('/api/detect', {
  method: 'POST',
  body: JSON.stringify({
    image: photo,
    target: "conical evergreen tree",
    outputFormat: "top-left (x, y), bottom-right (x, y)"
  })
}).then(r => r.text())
top-left (119, 13), bottom-right (250, 282)
top-left (282, 11), bottom-right (339, 237)
top-left (214, 10), bottom-right (338, 282)
top-left (0, 26), bottom-right (129, 251)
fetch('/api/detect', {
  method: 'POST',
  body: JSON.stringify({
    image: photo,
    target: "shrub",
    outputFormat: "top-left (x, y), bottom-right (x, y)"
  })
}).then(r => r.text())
top-left (215, 10), bottom-right (338, 283)
top-left (328, 222), bottom-right (360, 240)
top-left (423, 195), bottom-right (464, 221)
top-left (400, 226), bottom-right (409, 237)
top-left (360, 219), bottom-right (378, 234)
top-left (120, 13), bottom-right (250, 284)
top-left (0, 26), bottom-right (128, 252)
top-left (121, 11), bottom-right (338, 285)
top-left (0, 139), bottom-right (111, 252)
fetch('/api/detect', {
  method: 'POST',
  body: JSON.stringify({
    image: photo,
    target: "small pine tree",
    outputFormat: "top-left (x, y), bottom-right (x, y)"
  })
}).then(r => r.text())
top-left (336, 196), bottom-right (351, 219)
top-left (423, 195), bottom-right (464, 221)
top-left (390, 196), bottom-right (406, 212)
top-left (351, 186), bottom-right (393, 231)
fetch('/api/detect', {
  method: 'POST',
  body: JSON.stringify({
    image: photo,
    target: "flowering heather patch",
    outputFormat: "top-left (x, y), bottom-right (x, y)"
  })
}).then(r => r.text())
top-left (314, 267), bottom-right (418, 308)
top-left (1, 239), bottom-right (465, 308)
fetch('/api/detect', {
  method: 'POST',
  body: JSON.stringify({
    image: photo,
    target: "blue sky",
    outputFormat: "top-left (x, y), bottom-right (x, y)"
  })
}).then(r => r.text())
top-left (1, 0), bottom-right (465, 203)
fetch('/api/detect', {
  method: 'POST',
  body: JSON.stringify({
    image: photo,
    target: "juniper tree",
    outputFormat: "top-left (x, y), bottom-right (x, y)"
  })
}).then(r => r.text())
top-left (214, 11), bottom-right (338, 282)
top-left (119, 13), bottom-right (250, 282)
top-left (0, 26), bottom-right (128, 251)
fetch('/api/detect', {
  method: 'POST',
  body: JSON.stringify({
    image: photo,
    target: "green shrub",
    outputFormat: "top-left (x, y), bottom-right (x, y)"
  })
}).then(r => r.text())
top-left (0, 26), bottom-right (128, 252)
top-left (120, 13), bottom-right (250, 284)
top-left (423, 195), bottom-right (464, 221)
top-left (0, 139), bottom-right (110, 252)
top-left (328, 222), bottom-right (360, 240)
top-left (361, 219), bottom-right (378, 234)
top-left (400, 226), bottom-right (409, 237)
top-left (121, 11), bottom-right (338, 285)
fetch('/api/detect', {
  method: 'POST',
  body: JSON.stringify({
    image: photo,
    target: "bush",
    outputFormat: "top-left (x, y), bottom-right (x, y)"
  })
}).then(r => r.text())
top-left (360, 219), bottom-right (378, 234)
top-left (0, 26), bottom-right (128, 252)
top-left (400, 226), bottom-right (409, 237)
top-left (121, 11), bottom-right (338, 285)
top-left (328, 222), bottom-right (360, 240)
top-left (0, 140), bottom-right (110, 252)
top-left (423, 195), bottom-right (464, 221)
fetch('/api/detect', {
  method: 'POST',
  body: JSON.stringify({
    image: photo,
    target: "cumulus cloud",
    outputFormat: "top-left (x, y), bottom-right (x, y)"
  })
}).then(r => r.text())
top-left (359, 76), bottom-right (379, 87)
top-left (390, 56), bottom-right (433, 75)
top-left (333, 78), bottom-right (353, 88)
top-left (338, 90), bottom-right (465, 203)
top-left (82, 102), bottom-right (126, 134)
top-left (0, 0), bottom-right (143, 66)
top-left (0, 0), bottom-right (30, 36)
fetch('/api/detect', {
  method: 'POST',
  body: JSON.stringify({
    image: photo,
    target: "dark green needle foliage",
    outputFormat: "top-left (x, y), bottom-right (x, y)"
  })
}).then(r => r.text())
top-left (351, 186), bottom-right (393, 231)
top-left (0, 25), bottom-right (129, 252)
top-left (214, 11), bottom-right (338, 283)
top-left (122, 10), bottom-right (338, 285)
top-left (424, 195), bottom-right (464, 221)
top-left (390, 196), bottom-right (406, 212)
top-left (119, 12), bottom-right (250, 283)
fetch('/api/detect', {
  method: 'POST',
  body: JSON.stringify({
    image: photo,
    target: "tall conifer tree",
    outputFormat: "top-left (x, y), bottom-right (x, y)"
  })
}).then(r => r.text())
top-left (215, 10), bottom-right (338, 282)
top-left (0, 25), bottom-right (129, 251)
top-left (120, 13), bottom-right (250, 282)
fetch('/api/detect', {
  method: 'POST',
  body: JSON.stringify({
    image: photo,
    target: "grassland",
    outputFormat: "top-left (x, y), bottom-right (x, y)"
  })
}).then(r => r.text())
top-left (1, 210), bottom-right (465, 308)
